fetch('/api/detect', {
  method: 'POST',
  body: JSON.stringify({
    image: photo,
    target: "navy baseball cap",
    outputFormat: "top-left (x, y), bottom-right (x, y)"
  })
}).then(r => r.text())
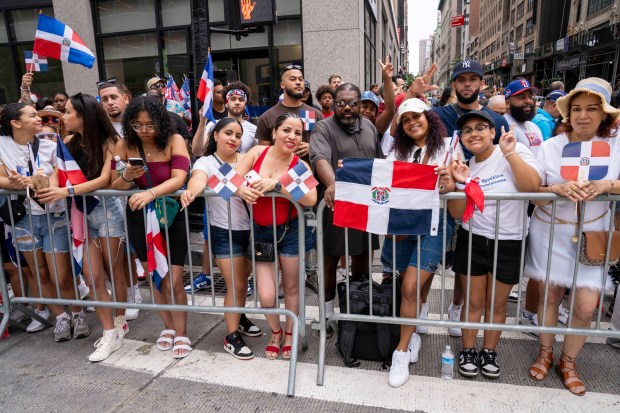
top-left (361, 91), bottom-right (380, 108)
top-left (451, 59), bottom-right (484, 81)
top-left (304, 80), bottom-right (311, 90)
top-left (504, 79), bottom-right (536, 99)
top-left (455, 109), bottom-right (495, 129)
top-left (546, 90), bottom-right (567, 102)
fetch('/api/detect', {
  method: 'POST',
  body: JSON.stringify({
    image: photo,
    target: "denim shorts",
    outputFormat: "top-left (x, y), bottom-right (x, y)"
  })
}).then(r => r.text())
top-left (209, 225), bottom-right (249, 259)
top-left (381, 213), bottom-right (454, 274)
top-left (14, 213), bottom-right (70, 253)
top-left (87, 197), bottom-right (125, 238)
top-left (253, 217), bottom-right (314, 258)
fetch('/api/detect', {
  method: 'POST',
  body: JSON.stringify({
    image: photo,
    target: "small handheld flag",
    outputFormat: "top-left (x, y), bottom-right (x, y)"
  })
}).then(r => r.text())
top-left (206, 163), bottom-right (245, 201)
top-left (146, 201), bottom-right (169, 292)
top-left (279, 162), bottom-right (318, 201)
top-left (180, 75), bottom-right (192, 112)
top-left (300, 110), bottom-right (316, 131)
top-left (165, 74), bottom-right (182, 103)
top-left (560, 141), bottom-right (610, 181)
top-left (33, 14), bottom-right (95, 69)
top-left (443, 130), bottom-right (461, 165)
top-left (197, 52), bottom-right (215, 122)
top-left (24, 51), bottom-right (48, 72)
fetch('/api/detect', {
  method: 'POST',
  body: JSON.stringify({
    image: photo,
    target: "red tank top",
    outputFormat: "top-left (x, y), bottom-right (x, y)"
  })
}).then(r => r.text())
top-left (252, 147), bottom-right (299, 226)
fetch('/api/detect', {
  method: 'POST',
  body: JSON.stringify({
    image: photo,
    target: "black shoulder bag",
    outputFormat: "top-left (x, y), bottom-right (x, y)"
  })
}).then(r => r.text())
top-left (0, 137), bottom-right (40, 224)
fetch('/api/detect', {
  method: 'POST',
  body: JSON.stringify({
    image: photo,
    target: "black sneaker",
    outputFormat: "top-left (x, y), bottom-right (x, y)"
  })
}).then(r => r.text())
top-left (458, 348), bottom-right (479, 377)
top-left (305, 272), bottom-right (319, 294)
top-left (224, 331), bottom-right (254, 360)
top-left (479, 348), bottom-right (500, 378)
top-left (326, 320), bottom-right (334, 339)
top-left (238, 314), bottom-right (262, 337)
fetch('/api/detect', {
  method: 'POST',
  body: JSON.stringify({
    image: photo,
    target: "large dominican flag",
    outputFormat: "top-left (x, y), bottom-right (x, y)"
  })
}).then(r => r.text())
top-left (334, 158), bottom-right (440, 236)
top-left (197, 52), bottom-right (215, 122)
top-left (33, 15), bottom-right (95, 69)
top-left (560, 141), bottom-right (610, 181)
top-left (279, 162), bottom-right (318, 201)
top-left (146, 201), bottom-right (169, 292)
top-left (206, 163), bottom-right (245, 201)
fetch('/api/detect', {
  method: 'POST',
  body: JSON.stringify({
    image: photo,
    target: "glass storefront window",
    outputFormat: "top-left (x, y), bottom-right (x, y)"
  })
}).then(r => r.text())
top-left (209, 0), bottom-right (225, 22)
top-left (274, 19), bottom-right (301, 46)
top-left (0, 12), bottom-right (8, 44)
top-left (101, 33), bottom-right (159, 94)
top-left (0, 46), bottom-right (18, 104)
top-left (276, 0), bottom-right (300, 16)
top-left (163, 30), bottom-right (188, 81)
top-left (231, 30), bottom-right (268, 49)
top-left (161, 0), bottom-right (191, 26)
top-left (211, 32), bottom-right (231, 50)
top-left (10, 7), bottom-right (54, 42)
top-left (97, 0), bottom-right (156, 34)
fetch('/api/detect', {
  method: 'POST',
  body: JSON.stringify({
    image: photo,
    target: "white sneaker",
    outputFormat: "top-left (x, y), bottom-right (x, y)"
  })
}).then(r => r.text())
top-left (417, 302), bottom-right (429, 334)
top-left (88, 329), bottom-right (121, 362)
top-left (125, 286), bottom-right (140, 321)
top-left (388, 350), bottom-right (411, 387)
top-left (557, 304), bottom-right (569, 326)
top-left (26, 308), bottom-right (51, 333)
top-left (78, 282), bottom-right (90, 300)
top-left (7, 283), bottom-right (14, 300)
top-left (408, 332), bottom-right (422, 363)
top-left (448, 303), bottom-right (462, 337)
top-left (336, 268), bottom-right (347, 285)
top-left (114, 315), bottom-right (129, 339)
top-left (518, 311), bottom-right (539, 338)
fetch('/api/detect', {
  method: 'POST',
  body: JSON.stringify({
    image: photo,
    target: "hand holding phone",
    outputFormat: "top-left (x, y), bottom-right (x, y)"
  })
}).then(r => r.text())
top-left (128, 158), bottom-right (145, 167)
top-left (244, 170), bottom-right (261, 184)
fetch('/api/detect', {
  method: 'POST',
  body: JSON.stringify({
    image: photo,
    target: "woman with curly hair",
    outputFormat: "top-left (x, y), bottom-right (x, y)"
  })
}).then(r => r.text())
top-left (110, 96), bottom-right (191, 358)
top-left (386, 98), bottom-right (461, 388)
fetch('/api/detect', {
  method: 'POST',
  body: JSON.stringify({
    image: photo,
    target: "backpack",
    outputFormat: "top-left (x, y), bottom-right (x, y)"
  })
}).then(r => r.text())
top-left (336, 279), bottom-right (401, 368)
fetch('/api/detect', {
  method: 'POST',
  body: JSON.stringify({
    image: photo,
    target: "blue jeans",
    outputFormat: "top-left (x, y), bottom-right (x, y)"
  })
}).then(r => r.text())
top-left (86, 196), bottom-right (125, 238)
top-left (253, 217), bottom-right (314, 257)
top-left (14, 213), bottom-right (70, 253)
top-left (209, 225), bottom-right (250, 259)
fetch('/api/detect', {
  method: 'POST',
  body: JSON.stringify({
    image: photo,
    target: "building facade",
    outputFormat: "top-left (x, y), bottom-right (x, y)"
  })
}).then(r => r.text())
top-left (436, 0), bottom-right (463, 87)
top-left (0, 0), bottom-right (404, 108)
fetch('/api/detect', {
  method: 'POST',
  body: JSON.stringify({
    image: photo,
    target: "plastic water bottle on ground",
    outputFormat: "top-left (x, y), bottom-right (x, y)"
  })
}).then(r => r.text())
top-left (114, 155), bottom-right (127, 176)
top-left (441, 345), bottom-right (454, 380)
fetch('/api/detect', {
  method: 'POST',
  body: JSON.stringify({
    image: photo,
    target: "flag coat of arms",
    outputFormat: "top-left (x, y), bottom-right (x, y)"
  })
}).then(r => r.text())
top-left (560, 141), bottom-right (610, 181)
top-left (24, 51), bottom-right (48, 72)
top-left (197, 52), bottom-right (215, 122)
top-left (146, 201), bottom-right (169, 292)
top-left (334, 158), bottom-right (440, 236)
top-left (300, 110), bottom-right (316, 131)
top-left (279, 162), bottom-right (318, 201)
top-left (33, 14), bottom-right (95, 69)
top-left (206, 163), bottom-right (245, 200)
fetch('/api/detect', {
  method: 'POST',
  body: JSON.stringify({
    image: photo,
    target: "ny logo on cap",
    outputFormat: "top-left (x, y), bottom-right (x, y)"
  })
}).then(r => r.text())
top-left (462, 61), bottom-right (471, 68)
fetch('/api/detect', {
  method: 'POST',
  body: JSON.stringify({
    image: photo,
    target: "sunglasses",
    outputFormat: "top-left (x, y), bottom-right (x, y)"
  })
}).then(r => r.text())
top-left (153, 82), bottom-right (166, 89)
top-left (284, 64), bottom-right (302, 70)
top-left (35, 132), bottom-right (60, 141)
top-left (41, 116), bottom-right (61, 124)
top-left (96, 77), bottom-right (118, 89)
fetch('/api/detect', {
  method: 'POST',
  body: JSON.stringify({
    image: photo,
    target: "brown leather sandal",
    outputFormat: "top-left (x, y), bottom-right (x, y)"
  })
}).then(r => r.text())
top-left (555, 353), bottom-right (586, 396)
top-left (529, 345), bottom-right (553, 381)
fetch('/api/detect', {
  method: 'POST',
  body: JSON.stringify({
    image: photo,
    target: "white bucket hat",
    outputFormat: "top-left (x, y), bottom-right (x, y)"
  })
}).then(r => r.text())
top-left (556, 77), bottom-right (620, 123)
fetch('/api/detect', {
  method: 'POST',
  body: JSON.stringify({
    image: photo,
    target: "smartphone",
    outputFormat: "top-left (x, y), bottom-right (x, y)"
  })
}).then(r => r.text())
top-left (128, 158), bottom-right (145, 167)
top-left (244, 170), bottom-right (261, 184)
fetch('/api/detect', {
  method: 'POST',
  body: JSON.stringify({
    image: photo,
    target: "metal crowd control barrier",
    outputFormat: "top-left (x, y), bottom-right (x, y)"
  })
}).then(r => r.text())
top-left (0, 189), bottom-right (307, 396)
top-left (314, 193), bottom-right (620, 386)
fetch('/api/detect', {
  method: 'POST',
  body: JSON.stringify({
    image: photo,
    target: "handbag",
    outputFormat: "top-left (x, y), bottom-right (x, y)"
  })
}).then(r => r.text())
top-left (579, 231), bottom-right (620, 266)
top-left (245, 204), bottom-right (293, 263)
top-left (0, 137), bottom-right (40, 224)
top-left (137, 141), bottom-right (179, 229)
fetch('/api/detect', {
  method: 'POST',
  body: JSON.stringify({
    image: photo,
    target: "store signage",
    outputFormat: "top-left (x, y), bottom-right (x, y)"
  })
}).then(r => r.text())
top-left (451, 15), bottom-right (465, 27)
top-left (514, 53), bottom-right (524, 60)
top-left (556, 55), bottom-right (584, 71)
top-left (239, 0), bottom-right (276, 26)
top-left (367, 0), bottom-right (378, 20)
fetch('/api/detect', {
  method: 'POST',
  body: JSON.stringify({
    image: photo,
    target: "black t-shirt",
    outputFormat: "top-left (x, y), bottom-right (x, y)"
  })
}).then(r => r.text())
top-left (168, 111), bottom-right (191, 141)
top-left (213, 108), bottom-right (228, 120)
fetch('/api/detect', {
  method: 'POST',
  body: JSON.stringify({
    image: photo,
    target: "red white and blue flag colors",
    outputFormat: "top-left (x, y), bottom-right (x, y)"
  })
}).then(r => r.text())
top-left (146, 201), bottom-right (169, 292)
top-left (334, 158), bottom-right (440, 236)
top-left (300, 110), bottom-right (316, 131)
top-left (33, 14), bottom-right (95, 69)
top-left (279, 162), bottom-right (318, 201)
top-left (165, 74), bottom-right (182, 102)
top-left (180, 75), bottom-right (192, 112)
top-left (206, 163), bottom-right (246, 201)
top-left (24, 51), bottom-right (48, 72)
top-left (560, 141), bottom-right (610, 181)
top-left (197, 52), bottom-right (215, 122)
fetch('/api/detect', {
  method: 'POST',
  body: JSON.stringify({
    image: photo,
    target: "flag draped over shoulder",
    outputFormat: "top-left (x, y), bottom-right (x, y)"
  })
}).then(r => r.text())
top-left (33, 14), bottom-right (95, 69)
top-left (146, 201), bottom-right (169, 292)
top-left (334, 158), bottom-right (440, 236)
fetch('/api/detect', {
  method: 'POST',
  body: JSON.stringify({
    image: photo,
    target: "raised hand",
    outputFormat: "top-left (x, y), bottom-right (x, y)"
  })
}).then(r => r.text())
top-left (499, 125), bottom-right (517, 155)
top-left (406, 63), bottom-right (439, 98)
top-left (379, 55), bottom-right (394, 82)
top-left (451, 153), bottom-right (471, 184)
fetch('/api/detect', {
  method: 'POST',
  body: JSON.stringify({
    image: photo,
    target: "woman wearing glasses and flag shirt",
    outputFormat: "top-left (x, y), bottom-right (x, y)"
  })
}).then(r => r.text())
top-left (525, 78), bottom-right (620, 396)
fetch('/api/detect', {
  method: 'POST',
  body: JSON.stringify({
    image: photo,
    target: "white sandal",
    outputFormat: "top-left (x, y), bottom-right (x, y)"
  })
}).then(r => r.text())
top-left (156, 329), bottom-right (176, 351)
top-left (172, 336), bottom-right (193, 359)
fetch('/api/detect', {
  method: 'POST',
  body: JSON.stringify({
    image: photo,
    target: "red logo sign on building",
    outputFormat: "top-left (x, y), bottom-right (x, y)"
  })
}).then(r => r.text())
top-left (451, 15), bottom-right (465, 27)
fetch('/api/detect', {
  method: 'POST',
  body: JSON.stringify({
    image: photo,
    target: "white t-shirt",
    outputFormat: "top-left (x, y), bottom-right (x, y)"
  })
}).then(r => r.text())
top-left (503, 113), bottom-right (543, 156)
top-left (386, 137), bottom-right (463, 165)
top-left (205, 119), bottom-right (257, 154)
top-left (381, 131), bottom-right (394, 155)
top-left (461, 143), bottom-right (540, 240)
top-left (111, 121), bottom-right (123, 137)
top-left (192, 154), bottom-right (250, 231)
top-left (0, 135), bottom-right (65, 215)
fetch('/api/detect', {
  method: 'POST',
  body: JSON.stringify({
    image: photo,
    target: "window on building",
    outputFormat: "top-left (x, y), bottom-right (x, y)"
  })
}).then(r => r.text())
top-left (588, 0), bottom-right (614, 16)
top-left (526, 18), bottom-right (534, 35)
top-left (576, 0), bottom-right (583, 22)
top-left (528, 0), bottom-right (534, 11)
top-left (364, 4), bottom-right (376, 88)
top-left (511, 10), bottom-right (515, 24)
top-left (97, 0), bottom-right (157, 34)
top-left (525, 41), bottom-right (534, 54)
top-left (516, 25), bottom-right (523, 40)
top-left (517, 2), bottom-right (524, 19)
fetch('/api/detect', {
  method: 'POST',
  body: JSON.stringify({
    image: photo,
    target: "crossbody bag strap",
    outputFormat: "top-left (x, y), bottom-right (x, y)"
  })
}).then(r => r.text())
top-left (451, 103), bottom-right (467, 118)
top-left (136, 140), bottom-right (153, 189)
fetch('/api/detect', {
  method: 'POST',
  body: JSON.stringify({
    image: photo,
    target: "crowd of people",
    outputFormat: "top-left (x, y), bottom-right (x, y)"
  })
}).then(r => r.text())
top-left (1, 57), bottom-right (619, 397)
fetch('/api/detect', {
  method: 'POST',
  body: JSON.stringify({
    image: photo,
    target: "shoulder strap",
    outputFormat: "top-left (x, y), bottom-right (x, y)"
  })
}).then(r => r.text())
top-left (27, 137), bottom-right (40, 176)
top-left (136, 140), bottom-right (153, 188)
top-left (451, 103), bottom-right (467, 118)
top-left (338, 321), bottom-right (360, 367)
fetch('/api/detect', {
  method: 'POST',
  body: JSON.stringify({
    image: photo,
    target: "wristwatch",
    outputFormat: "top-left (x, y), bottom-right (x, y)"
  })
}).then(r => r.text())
top-left (274, 182), bottom-right (283, 192)
top-left (67, 187), bottom-right (75, 197)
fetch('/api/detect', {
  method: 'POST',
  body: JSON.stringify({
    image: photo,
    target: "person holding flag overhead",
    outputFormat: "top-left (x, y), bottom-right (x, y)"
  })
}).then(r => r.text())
top-left (0, 103), bottom-right (78, 343)
top-left (36, 93), bottom-right (127, 362)
top-left (234, 113), bottom-right (317, 360)
top-left (525, 77), bottom-right (620, 396)
top-left (32, 14), bottom-right (95, 69)
top-left (110, 96), bottom-right (191, 359)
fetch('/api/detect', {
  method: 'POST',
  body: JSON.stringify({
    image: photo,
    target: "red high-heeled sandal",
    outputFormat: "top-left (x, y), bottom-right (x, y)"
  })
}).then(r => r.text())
top-left (282, 331), bottom-right (294, 360)
top-left (265, 329), bottom-right (283, 360)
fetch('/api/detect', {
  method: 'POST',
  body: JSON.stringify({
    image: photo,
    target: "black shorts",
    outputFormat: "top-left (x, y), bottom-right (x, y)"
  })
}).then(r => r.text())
top-left (322, 208), bottom-right (379, 256)
top-left (452, 226), bottom-right (523, 285)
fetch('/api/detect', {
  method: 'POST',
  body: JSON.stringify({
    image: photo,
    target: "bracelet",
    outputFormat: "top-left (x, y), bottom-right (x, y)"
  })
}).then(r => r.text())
top-left (609, 180), bottom-right (614, 194)
top-left (455, 182), bottom-right (466, 190)
top-left (121, 172), bottom-right (133, 182)
top-left (503, 151), bottom-right (517, 159)
top-left (147, 189), bottom-right (156, 200)
top-left (548, 184), bottom-right (553, 193)
top-left (20, 87), bottom-right (30, 91)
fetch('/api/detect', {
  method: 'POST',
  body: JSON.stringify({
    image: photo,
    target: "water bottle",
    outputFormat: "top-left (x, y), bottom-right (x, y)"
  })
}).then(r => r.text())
top-left (441, 345), bottom-right (454, 380)
top-left (114, 155), bottom-right (127, 176)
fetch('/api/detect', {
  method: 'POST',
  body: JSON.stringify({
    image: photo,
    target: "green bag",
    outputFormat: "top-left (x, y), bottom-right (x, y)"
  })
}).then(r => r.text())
top-left (155, 196), bottom-right (179, 229)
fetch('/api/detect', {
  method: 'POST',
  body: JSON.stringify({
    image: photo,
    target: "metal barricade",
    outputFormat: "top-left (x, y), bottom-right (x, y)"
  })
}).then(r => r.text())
top-left (0, 188), bottom-right (307, 396)
top-left (314, 192), bottom-right (620, 386)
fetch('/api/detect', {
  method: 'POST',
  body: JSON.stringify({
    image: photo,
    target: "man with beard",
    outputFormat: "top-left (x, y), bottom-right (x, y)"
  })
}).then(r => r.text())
top-left (98, 81), bottom-right (130, 136)
top-left (310, 83), bottom-right (383, 336)
top-left (256, 65), bottom-right (323, 159)
top-left (503, 79), bottom-right (543, 156)
top-left (212, 79), bottom-right (228, 120)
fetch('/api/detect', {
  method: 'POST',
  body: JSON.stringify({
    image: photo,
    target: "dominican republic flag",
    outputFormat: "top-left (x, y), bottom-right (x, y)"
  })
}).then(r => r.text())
top-left (334, 158), bottom-right (440, 236)
top-left (180, 75), bottom-right (192, 112)
top-left (197, 52), bottom-right (215, 122)
top-left (560, 141), bottom-right (610, 181)
top-left (146, 201), bottom-right (169, 292)
top-left (24, 51), bottom-right (48, 72)
top-left (300, 110), bottom-right (316, 131)
top-left (279, 162), bottom-right (318, 201)
top-left (206, 163), bottom-right (245, 201)
top-left (33, 15), bottom-right (95, 69)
